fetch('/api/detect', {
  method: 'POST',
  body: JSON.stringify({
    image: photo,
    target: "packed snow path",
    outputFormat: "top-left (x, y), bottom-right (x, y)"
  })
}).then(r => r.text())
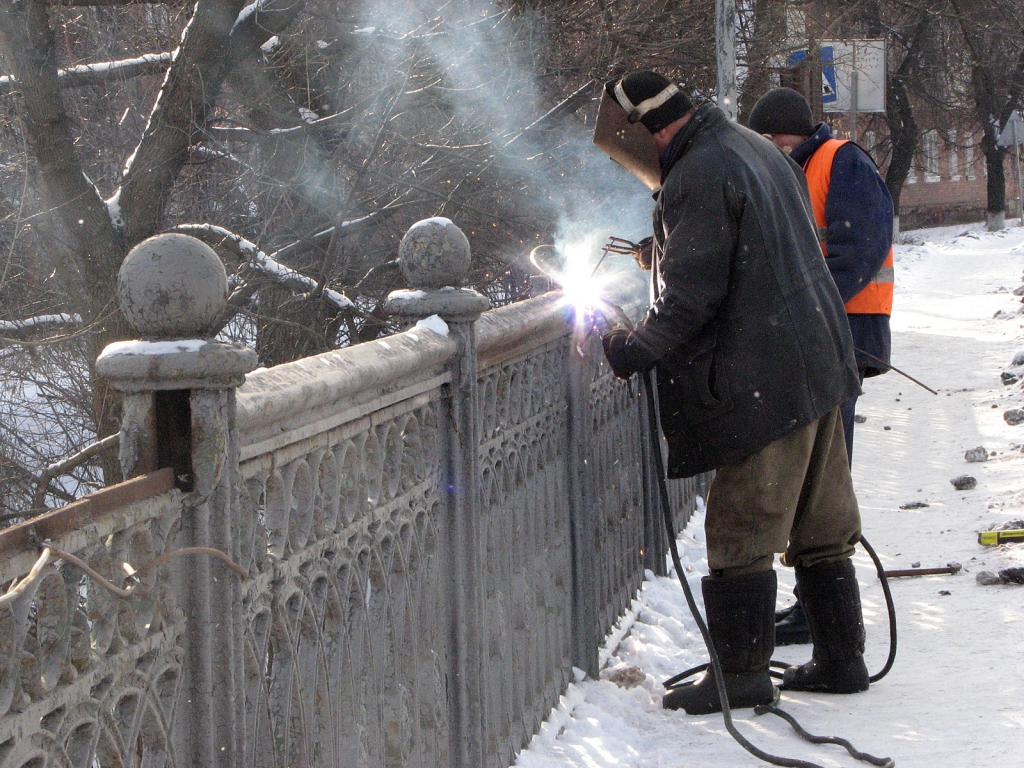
top-left (516, 223), bottom-right (1024, 768)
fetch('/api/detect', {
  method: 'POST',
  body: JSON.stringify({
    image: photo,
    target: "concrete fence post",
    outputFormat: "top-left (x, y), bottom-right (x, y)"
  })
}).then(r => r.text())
top-left (385, 218), bottom-right (491, 768)
top-left (97, 234), bottom-right (256, 768)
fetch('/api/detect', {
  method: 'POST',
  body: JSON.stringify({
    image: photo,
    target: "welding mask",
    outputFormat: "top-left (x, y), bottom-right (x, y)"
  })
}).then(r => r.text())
top-left (592, 83), bottom-right (664, 191)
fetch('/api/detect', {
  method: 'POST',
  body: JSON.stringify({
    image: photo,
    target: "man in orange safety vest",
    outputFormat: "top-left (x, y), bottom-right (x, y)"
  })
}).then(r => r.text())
top-left (749, 87), bottom-right (893, 646)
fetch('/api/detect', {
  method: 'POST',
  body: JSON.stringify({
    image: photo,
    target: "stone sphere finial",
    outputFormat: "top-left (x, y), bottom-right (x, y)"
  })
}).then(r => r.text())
top-left (398, 217), bottom-right (471, 289)
top-left (118, 233), bottom-right (228, 339)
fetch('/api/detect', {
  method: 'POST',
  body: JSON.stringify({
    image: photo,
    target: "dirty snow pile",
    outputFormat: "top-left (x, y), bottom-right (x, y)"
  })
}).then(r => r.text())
top-left (515, 221), bottom-right (1024, 768)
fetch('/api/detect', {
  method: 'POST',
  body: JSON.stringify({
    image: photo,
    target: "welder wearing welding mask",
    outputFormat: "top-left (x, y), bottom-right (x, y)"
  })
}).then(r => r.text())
top-left (597, 72), bottom-right (869, 715)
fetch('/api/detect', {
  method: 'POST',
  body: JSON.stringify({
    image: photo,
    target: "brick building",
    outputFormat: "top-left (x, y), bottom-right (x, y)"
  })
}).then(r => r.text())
top-left (847, 120), bottom-right (1022, 230)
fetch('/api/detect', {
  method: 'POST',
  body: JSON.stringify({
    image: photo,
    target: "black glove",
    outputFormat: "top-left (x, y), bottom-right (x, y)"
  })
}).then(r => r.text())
top-left (602, 328), bottom-right (643, 379)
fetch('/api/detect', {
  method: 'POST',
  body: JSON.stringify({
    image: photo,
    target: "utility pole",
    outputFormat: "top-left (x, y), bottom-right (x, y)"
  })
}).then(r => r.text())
top-left (799, 4), bottom-right (823, 124)
top-left (848, 47), bottom-right (859, 141)
top-left (717, 0), bottom-right (737, 120)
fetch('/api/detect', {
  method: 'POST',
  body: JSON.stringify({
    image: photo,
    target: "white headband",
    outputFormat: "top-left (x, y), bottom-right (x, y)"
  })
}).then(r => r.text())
top-left (614, 81), bottom-right (680, 123)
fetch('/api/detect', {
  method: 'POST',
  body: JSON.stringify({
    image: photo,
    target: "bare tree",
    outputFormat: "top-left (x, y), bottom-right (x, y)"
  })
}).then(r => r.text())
top-left (948, 0), bottom-right (1024, 230)
top-left (0, 0), bottom-right (308, 486)
top-left (0, 0), bottom-right (613, 518)
top-left (517, 0), bottom-right (716, 97)
top-left (874, 6), bottom-right (936, 233)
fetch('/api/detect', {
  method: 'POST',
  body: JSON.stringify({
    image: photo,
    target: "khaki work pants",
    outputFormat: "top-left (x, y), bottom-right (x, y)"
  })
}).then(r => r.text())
top-left (705, 407), bottom-right (861, 577)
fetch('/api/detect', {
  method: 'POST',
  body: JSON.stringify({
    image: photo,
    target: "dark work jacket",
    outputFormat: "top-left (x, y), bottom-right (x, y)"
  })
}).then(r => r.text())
top-left (791, 124), bottom-right (893, 377)
top-left (622, 105), bottom-right (861, 477)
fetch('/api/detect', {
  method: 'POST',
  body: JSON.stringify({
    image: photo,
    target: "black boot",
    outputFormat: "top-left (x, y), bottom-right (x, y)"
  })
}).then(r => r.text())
top-left (775, 600), bottom-right (811, 646)
top-left (782, 558), bottom-right (870, 693)
top-left (663, 570), bottom-right (778, 715)
top-left (774, 603), bottom-right (796, 622)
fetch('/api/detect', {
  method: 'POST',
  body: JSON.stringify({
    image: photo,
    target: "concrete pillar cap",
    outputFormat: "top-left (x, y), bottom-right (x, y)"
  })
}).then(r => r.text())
top-left (398, 217), bottom-right (472, 290)
top-left (118, 233), bottom-right (228, 339)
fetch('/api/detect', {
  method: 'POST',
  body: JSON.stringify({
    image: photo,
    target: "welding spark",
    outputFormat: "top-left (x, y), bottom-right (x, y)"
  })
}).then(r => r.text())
top-left (529, 235), bottom-right (635, 337)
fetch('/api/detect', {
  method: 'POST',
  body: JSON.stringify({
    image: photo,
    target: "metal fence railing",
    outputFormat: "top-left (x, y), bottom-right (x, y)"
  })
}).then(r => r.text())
top-left (0, 226), bottom-right (708, 768)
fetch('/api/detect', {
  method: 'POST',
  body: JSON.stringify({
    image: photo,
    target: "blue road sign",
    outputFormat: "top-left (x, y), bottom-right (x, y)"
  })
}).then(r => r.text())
top-left (821, 46), bottom-right (837, 102)
top-left (787, 48), bottom-right (838, 103)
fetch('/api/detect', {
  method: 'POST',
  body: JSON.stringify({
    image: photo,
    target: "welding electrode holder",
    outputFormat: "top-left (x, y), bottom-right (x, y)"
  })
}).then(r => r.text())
top-left (604, 235), bottom-right (653, 270)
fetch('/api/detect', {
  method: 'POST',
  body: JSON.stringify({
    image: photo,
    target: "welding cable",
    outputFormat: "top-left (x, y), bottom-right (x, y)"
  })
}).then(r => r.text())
top-left (0, 544), bottom-right (249, 603)
top-left (860, 535), bottom-right (897, 684)
top-left (641, 371), bottom-right (895, 768)
top-left (642, 371), bottom-right (822, 768)
top-left (50, 545), bottom-right (248, 598)
top-left (0, 546), bottom-right (52, 608)
top-left (754, 704), bottom-right (895, 767)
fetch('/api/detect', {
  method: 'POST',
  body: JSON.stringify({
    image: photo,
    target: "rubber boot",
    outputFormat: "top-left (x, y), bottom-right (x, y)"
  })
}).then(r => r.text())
top-left (782, 558), bottom-right (870, 693)
top-left (663, 570), bottom-right (778, 715)
top-left (774, 603), bottom-right (796, 622)
top-left (775, 599), bottom-right (811, 646)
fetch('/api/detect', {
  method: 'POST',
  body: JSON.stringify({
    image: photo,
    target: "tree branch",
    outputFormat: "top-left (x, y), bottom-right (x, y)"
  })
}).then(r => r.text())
top-left (0, 314), bottom-right (83, 338)
top-left (0, 52), bottom-right (173, 94)
top-left (118, 0), bottom-right (246, 242)
top-left (0, 0), bottom-right (123, 300)
top-left (168, 223), bottom-right (355, 310)
top-left (31, 433), bottom-right (119, 511)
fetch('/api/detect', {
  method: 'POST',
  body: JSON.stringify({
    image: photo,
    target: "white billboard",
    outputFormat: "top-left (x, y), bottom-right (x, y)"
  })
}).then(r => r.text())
top-left (822, 39), bottom-right (886, 113)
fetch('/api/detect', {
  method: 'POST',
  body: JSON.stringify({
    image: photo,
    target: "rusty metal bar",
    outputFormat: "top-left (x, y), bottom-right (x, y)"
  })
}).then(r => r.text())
top-left (883, 564), bottom-right (961, 578)
top-left (0, 468), bottom-right (175, 558)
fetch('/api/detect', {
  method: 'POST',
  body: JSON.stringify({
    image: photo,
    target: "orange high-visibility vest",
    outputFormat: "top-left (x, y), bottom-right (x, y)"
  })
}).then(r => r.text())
top-left (803, 138), bottom-right (893, 316)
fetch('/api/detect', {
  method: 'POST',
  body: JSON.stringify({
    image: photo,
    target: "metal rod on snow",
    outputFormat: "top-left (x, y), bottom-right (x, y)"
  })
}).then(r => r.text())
top-left (883, 564), bottom-right (961, 579)
top-left (854, 347), bottom-right (938, 395)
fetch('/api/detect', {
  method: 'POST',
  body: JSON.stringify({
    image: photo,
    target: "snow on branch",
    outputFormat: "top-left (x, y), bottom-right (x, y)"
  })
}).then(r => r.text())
top-left (267, 213), bottom-right (380, 262)
top-left (0, 52), bottom-right (172, 93)
top-left (230, 0), bottom-right (305, 44)
top-left (0, 314), bottom-right (83, 339)
top-left (232, 0), bottom-right (271, 35)
top-left (204, 84), bottom-right (410, 144)
top-left (170, 224), bottom-right (355, 311)
top-left (204, 107), bottom-right (356, 142)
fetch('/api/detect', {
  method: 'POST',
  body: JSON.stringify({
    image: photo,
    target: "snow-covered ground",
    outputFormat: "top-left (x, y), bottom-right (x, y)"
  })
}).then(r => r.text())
top-left (516, 222), bottom-right (1024, 768)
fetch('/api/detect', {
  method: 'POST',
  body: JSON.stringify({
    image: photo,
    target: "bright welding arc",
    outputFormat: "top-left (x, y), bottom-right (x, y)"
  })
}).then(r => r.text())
top-left (528, 238), bottom-right (635, 332)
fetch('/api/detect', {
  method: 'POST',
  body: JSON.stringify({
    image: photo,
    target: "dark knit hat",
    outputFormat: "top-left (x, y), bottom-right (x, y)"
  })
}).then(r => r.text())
top-left (606, 71), bottom-right (694, 134)
top-left (748, 88), bottom-right (815, 137)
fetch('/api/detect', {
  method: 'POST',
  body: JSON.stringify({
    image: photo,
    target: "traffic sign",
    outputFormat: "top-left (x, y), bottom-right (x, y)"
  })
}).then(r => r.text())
top-left (997, 111), bottom-right (1024, 147)
top-left (787, 40), bottom-right (886, 113)
top-left (822, 40), bottom-right (885, 113)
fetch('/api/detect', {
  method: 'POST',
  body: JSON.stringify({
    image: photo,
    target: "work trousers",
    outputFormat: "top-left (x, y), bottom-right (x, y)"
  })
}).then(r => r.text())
top-left (840, 371), bottom-right (866, 466)
top-left (705, 407), bottom-right (861, 577)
